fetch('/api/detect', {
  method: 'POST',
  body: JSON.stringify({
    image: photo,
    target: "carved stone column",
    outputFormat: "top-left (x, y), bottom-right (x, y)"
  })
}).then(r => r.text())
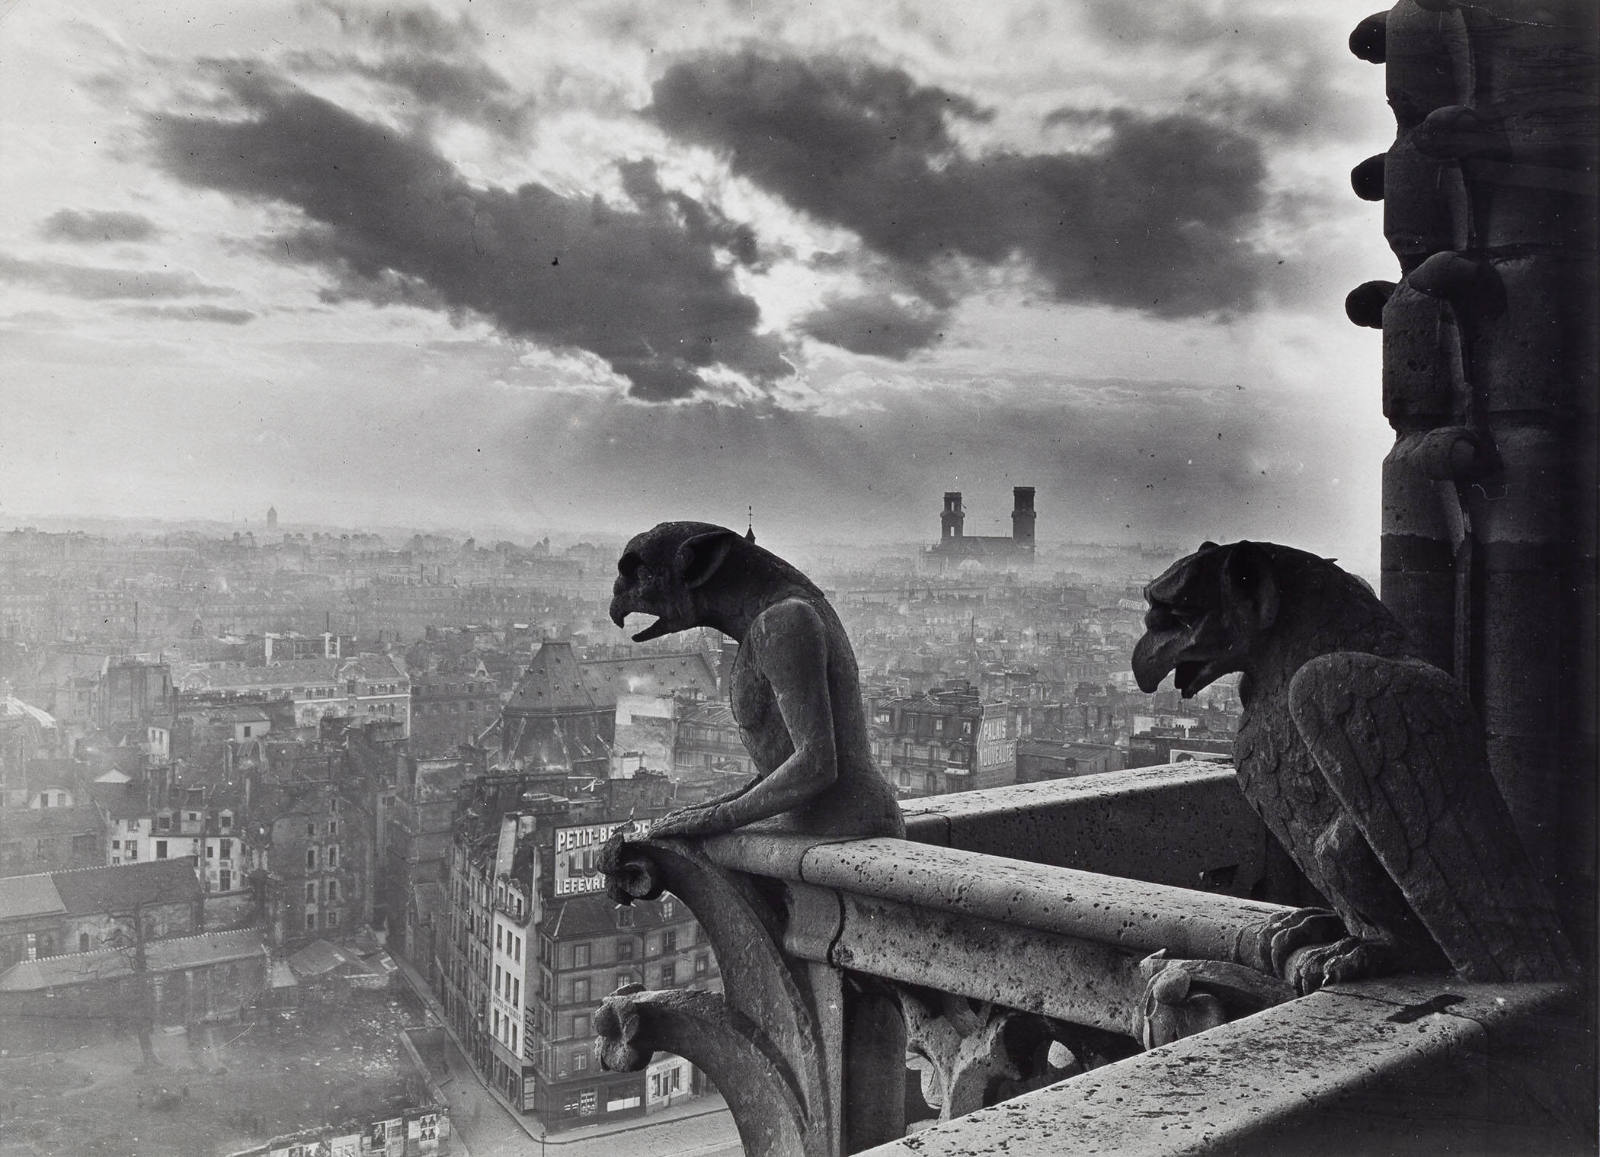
top-left (1350, 0), bottom-right (1597, 956)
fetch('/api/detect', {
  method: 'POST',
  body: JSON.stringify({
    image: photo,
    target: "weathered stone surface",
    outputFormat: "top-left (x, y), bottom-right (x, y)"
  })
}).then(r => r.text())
top-left (856, 978), bottom-right (1588, 1156)
top-left (595, 985), bottom-right (822, 1156)
top-left (899, 763), bottom-right (1270, 898)
top-left (776, 836), bottom-right (1291, 968)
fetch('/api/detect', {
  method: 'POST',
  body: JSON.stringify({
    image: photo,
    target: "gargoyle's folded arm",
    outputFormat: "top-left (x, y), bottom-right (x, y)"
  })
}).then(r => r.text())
top-left (712, 601), bottom-right (837, 830)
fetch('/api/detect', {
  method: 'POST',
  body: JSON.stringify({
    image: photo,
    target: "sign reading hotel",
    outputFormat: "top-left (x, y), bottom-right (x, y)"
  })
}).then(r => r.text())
top-left (552, 822), bottom-right (632, 896)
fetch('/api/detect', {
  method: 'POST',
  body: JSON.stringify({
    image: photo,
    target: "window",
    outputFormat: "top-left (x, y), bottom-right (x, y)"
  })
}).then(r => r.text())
top-left (157, 814), bottom-right (171, 832)
top-left (328, 820), bottom-right (338, 837)
top-left (306, 849), bottom-right (317, 870)
top-left (220, 839), bottom-right (231, 860)
top-left (660, 899), bottom-right (674, 918)
top-left (695, 954), bottom-right (709, 977)
top-left (573, 944), bottom-right (590, 967)
top-left (306, 913), bottom-right (317, 931)
top-left (79, 933), bottom-right (90, 952)
top-left (220, 869), bottom-right (231, 892)
top-left (662, 930), bottom-right (677, 953)
top-left (514, 936), bottom-right (521, 963)
top-left (327, 880), bottom-right (339, 902)
top-left (307, 823), bottom-right (316, 837)
top-left (573, 1050), bottom-right (588, 1072)
top-left (155, 840), bottom-right (168, 859)
top-left (512, 977), bottom-right (519, 1005)
top-left (497, 927), bottom-right (503, 952)
top-left (306, 883), bottom-right (317, 902)
top-left (660, 963), bottom-right (676, 986)
top-left (615, 939), bottom-right (633, 961)
top-left (616, 973), bottom-right (632, 991)
top-left (220, 813), bottom-right (232, 831)
top-left (207, 845), bottom-right (215, 860)
top-left (574, 1013), bottom-right (590, 1037)
top-left (572, 978), bottom-right (590, 1003)
top-left (328, 846), bottom-right (338, 868)
top-left (328, 910), bottom-right (340, 928)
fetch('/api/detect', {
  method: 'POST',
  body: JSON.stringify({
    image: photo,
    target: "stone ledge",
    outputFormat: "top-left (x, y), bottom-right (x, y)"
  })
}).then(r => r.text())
top-left (858, 976), bottom-right (1589, 1156)
top-left (900, 763), bottom-right (1269, 896)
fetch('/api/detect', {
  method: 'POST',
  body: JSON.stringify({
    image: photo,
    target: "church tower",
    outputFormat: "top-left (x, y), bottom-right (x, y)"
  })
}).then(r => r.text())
top-left (940, 492), bottom-right (965, 541)
top-left (1011, 487), bottom-right (1035, 550)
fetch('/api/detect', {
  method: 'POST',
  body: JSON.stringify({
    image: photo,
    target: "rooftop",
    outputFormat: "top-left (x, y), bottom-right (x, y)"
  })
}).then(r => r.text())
top-left (0, 926), bottom-right (267, 991)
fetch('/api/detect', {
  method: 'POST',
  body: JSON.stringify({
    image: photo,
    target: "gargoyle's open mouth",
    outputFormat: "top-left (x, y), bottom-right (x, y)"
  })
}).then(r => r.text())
top-left (626, 614), bottom-right (672, 643)
top-left (1175, 661), bottom-right (1207, 697)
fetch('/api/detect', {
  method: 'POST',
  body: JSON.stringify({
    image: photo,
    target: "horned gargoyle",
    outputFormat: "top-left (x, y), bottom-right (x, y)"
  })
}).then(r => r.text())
top-left (609, 521), bottom-right (903, 839)
top-left (1133, 540), bottom-right (1575, 995)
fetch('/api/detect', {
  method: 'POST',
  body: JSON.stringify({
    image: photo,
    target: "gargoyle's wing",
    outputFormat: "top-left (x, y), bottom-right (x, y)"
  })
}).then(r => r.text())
top-left (1289, 652), bottom-right (1574, 981)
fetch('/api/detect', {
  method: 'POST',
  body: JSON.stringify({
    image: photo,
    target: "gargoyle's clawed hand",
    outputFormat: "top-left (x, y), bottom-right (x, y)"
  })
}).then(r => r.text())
top-left (1259, 907), bottom-right (1347, 977)
top-left (648, 804), bottom-right (730, 840)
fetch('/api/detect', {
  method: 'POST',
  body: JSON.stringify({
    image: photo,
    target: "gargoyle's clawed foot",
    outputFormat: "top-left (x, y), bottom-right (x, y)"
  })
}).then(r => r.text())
top-left (1287, 936), bottom-right (1397, 995)
top-left (1257, 907), bottom-right (1348, 977)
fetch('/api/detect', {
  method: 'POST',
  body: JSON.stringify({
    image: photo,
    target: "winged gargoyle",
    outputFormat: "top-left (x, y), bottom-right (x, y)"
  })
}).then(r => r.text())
top-left (1133, 540), bottom-right (1575, 993)
top-left (609, 521), bottom-right (903, 839)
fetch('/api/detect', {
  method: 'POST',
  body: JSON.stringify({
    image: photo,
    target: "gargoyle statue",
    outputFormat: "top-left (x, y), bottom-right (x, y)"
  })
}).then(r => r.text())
top-left (609, 521), bottom-right (903, 839)
top-left (1133, 540), bottom-right (1575, 994)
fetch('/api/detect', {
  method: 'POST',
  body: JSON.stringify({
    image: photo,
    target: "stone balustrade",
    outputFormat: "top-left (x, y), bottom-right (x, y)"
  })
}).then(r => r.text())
top-left (593, 762), bottom-right (1586, 1154)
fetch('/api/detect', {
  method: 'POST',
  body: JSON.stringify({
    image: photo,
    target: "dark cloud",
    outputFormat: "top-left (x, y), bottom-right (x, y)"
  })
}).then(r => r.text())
top-left (41, 209), bottom-right (162, 244)
top-left (799, 293), bottom-right (946, 359)
top-left (650, 51), bottom-right (1270, 325)
top-left (146, 72), bottom-right (788, 400)
top-left (617, 158), bottom-right (762, 268)
top-left (121, 304), bottom-right (256, 324)
top-left (282, 49), bottom-right (534, 135)
top-left (0, 254), bottom-right (231, 300)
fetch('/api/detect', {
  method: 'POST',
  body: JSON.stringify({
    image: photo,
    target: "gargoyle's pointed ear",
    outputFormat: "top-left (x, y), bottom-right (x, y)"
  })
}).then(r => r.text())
top-left (1221, 541), bottom-right (1279, 630)
top-left (675, 529), bottom-right (741, 590)
top-left (1199, 541), bottom-right (1219, 551)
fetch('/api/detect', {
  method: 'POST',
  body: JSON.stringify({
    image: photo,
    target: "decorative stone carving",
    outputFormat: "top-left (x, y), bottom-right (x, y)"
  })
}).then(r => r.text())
top-left (896, 987), bottom-right (1136, 1122)
top-left (596, 984), bottom-right (822, 1156)
top-left (1134, 951), bottom-right (1296, 1049)
top-left (1133, 540), bottom-right (1576, 993)
top-left (608, 522), bottom-right (903, 839)
top-left (596, 832), bottom-right (907, 1154)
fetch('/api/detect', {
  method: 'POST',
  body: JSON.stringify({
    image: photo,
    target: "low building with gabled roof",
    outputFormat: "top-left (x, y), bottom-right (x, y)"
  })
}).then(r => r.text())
top-left (0, 859), bottom-right (204, 969)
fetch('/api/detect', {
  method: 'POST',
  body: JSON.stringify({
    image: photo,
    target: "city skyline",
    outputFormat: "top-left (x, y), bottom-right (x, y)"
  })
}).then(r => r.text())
top-left (3, 0), bottom-right (1394, 570)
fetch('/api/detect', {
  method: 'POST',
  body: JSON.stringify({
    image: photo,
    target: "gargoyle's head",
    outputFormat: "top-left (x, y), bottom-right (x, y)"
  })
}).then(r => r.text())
top-left (1132, 541), bottom-right (1281, 698)
top-left (609, 522), bottom-right (745, 642)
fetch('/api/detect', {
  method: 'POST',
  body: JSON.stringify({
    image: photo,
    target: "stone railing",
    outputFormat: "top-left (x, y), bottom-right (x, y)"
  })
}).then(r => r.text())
top-left (593, 763), bottom-right (1588, 1155)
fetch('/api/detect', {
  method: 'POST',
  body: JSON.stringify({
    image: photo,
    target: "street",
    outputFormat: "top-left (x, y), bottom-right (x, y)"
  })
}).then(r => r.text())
top-left (425, 1024), bottom-right (741, 1157)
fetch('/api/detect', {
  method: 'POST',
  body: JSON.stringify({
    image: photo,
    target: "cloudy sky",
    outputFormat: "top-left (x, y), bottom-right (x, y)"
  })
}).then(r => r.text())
top-left (0, 0), bottom-right (1397, 565)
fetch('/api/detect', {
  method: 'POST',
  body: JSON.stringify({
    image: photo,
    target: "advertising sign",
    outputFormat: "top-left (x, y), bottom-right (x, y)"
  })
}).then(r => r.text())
top-left (551, 823), bottom-right (633, 897)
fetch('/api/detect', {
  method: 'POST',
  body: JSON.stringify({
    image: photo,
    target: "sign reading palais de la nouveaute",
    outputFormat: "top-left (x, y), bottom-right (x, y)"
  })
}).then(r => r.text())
top-left (552, 822), bottom-right (630, 897)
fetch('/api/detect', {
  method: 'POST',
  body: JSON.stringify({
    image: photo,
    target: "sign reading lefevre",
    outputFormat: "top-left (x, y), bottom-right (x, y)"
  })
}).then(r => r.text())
top-left (552, 823), bottom-right (630, 897)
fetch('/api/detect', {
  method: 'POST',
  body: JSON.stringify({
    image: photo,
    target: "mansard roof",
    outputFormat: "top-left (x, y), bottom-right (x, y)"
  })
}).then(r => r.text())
top-left (505, 641), bottom-right (600, 714)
